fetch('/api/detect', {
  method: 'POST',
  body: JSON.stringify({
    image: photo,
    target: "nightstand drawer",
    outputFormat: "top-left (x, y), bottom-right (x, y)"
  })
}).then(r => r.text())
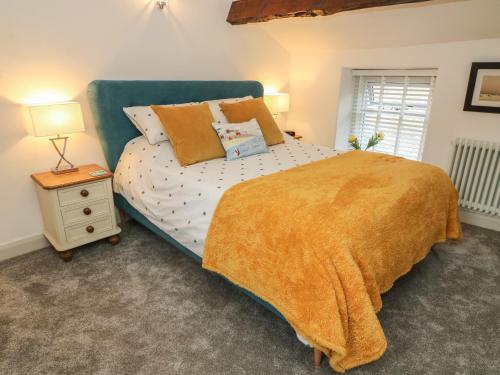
top-left (61, 199), bottom-right (111, 227)
top-left (65, 216), bottom-right (113, 243)
top-left (58, 181), bottom-right (107, 206)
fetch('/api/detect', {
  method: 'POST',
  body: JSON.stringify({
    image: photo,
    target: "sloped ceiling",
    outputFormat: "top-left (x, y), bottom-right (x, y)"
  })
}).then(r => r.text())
top-left (257, 0), bottom-right (500, 52)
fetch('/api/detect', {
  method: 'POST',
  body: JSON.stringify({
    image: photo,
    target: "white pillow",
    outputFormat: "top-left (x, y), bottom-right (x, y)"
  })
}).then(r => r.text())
top-left (123, 96), bottom-right (252, 145)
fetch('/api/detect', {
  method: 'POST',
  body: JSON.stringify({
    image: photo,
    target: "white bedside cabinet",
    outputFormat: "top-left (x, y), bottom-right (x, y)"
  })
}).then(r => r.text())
top-left (31, 164), bottom-right (121, 262)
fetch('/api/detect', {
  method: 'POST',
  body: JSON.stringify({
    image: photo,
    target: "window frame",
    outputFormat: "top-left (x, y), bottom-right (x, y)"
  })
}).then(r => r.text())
top-left (349, 69), bottom-right (438, 161)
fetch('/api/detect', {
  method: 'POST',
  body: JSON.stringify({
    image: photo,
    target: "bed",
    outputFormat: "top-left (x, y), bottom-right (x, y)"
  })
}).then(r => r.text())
top-left (87, 79), bottom-right (324, 341)
top-left (88, 80), bottom-right (461, 372)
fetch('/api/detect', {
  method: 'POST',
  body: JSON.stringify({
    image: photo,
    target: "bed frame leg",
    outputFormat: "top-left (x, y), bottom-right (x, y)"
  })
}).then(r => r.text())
top-left (314, 348), bottom-right (323, 368)
top-left (118, 208), bottom-right (128, 225)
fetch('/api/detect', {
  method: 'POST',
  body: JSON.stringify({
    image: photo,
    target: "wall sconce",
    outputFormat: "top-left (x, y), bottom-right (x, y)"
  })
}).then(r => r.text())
top-left (156, 0), bottom-right (168, 10)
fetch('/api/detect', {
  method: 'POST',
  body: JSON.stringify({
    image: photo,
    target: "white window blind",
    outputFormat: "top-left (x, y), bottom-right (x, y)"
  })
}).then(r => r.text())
top-left (350, 69), bottom-right (437, 161)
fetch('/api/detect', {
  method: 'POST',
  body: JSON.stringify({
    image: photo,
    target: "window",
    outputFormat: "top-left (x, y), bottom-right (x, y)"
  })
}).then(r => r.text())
top-left (350, 69), bottom-right (437, 161)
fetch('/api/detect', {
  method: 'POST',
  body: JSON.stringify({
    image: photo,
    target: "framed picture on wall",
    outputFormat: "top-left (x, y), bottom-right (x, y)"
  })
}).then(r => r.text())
top-left (464, 62), bottom-right (500, 114)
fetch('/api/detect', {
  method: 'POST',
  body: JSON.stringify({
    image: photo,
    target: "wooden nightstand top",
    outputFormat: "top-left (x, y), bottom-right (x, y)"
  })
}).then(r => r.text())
top-left (31, 164), bottom-right (113, 190)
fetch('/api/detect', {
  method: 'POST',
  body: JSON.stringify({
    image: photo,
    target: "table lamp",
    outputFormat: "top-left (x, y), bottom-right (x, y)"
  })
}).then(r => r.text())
top-left (26, 102), bottom-right (85, 174)
top-left (264, 93), bottom-right (290, 120)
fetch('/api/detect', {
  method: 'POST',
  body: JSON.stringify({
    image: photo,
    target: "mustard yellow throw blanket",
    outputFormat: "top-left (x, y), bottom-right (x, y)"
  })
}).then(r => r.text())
top-left (202, 151), bottom-right (461, 372)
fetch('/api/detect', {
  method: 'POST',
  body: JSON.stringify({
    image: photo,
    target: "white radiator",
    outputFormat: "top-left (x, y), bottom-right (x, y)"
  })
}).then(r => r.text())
top-left (449, 138), bottom-right (500, 217)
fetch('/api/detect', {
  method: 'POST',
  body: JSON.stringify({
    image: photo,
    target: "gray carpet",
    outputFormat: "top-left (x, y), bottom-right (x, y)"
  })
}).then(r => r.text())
top-left (0, 222), bottom-right (499, 375)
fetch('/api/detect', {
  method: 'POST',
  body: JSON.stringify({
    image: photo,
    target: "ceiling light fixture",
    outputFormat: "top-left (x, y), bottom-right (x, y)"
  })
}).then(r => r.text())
top-left (156, 1), bottom-right (168, 10)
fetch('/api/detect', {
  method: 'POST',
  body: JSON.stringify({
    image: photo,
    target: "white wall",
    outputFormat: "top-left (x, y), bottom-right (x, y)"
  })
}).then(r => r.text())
top-left (0, 0), bottom-right (290, 248)
top-left (287, 38), bottom-right (500, 170)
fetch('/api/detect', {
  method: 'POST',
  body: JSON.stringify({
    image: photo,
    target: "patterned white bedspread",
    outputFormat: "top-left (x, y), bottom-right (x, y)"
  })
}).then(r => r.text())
top-left (114, 133), bottom-right (341, 257)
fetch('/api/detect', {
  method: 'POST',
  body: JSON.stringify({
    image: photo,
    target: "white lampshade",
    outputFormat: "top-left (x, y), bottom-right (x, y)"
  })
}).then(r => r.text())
top-left (27, 102), bottom-right (85, 137)
top-left (264, 93), bottom-right (290, 114)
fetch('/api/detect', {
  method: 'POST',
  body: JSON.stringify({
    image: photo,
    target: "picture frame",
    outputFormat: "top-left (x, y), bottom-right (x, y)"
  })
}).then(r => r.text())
top-left (463, 62), bottom-right (500, 114)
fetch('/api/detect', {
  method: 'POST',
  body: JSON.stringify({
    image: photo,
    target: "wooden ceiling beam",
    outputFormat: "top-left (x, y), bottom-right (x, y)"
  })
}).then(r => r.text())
top-left (227, 0), bottom-right (432, 25)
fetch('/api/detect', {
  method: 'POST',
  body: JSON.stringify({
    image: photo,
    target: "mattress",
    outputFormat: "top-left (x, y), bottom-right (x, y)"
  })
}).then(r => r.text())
top-left (113, 133), bottom-right (341, 258)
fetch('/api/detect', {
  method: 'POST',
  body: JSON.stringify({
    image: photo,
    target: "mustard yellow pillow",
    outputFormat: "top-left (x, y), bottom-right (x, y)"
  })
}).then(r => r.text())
top-left (152, 103), bottom-right (225, 166)
top-left (219, 98), bottom-right (284, 146)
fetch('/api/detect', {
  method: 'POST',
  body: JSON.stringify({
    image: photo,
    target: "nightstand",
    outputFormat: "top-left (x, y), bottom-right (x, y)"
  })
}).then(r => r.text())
top-left (284, 130), bottom-right (303, 140)
top-left (31, 164), bottom-right (121, 262)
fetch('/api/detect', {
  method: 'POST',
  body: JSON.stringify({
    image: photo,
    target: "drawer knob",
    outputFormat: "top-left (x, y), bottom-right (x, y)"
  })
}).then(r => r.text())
top-left (80, 189), bottom-right (89, 197)
top-left (86, 225), bottom-right (95, 233)
top-left (83, 207), bottom-right (92, 215)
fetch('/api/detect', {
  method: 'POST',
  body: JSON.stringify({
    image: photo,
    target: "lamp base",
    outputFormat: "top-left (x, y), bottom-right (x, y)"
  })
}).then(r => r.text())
top-left (49, 136), bottom-right (78, 175)
top-left (51, 166), bottom-right (79, 175)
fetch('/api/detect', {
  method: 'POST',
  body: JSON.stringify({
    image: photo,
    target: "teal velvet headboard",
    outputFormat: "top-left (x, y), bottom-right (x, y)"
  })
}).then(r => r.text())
top-left (87, 80), bottom-right (264, 171)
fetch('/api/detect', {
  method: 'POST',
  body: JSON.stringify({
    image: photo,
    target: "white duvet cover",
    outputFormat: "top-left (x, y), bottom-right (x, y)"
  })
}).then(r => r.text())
top-left (114, 133), bottom-right (341, 258)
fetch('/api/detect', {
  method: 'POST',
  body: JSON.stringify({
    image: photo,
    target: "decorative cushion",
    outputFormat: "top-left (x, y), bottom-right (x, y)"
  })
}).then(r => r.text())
top-left (212, 119), bottom-right (269, 161)
top-left (219, 98), bottom-right (284, 146)
top-left (151, 103), bottom-right (225, 166)
top-left (207, 96), bottom-right (252, 124)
